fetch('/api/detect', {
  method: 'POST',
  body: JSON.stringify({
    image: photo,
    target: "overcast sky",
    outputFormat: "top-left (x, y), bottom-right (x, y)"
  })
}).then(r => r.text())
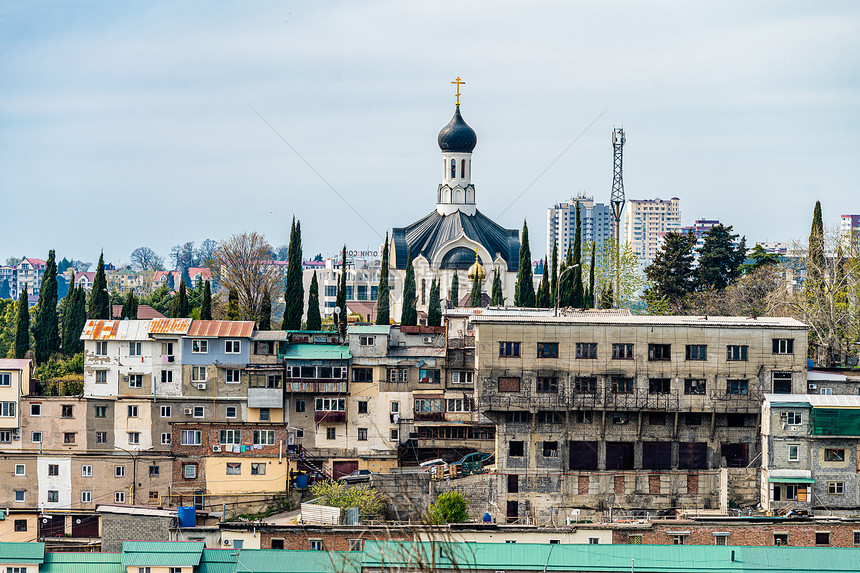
top-left (2, 1), bottom-right (858, 266)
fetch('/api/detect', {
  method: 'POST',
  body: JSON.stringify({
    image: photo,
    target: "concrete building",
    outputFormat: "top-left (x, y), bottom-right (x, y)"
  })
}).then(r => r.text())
top-left (623, 198), bottom-right (681, 268)
top-left (0, 359), bottom-right (32, 447)
top-left (841, 214), bottom-right (860, 249)
top-left (546, 194), bottom-right (614, 260)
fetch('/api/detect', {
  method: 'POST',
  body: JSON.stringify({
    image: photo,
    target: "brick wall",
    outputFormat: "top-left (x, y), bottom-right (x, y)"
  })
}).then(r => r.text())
top-left (613, 522), bottom-right (860, 548)
top-left (258, 527), bottom-right (409, 550)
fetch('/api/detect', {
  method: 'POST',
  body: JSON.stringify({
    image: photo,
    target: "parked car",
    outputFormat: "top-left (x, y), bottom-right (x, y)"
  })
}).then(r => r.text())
top-left (339, 469), bottom-right (374, 484)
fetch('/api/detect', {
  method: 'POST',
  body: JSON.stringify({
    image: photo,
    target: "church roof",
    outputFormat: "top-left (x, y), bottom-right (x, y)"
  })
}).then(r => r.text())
top-left (391, 209), bottom-right (519, 271)
top-left (437, 106), bottom-right (477, 153)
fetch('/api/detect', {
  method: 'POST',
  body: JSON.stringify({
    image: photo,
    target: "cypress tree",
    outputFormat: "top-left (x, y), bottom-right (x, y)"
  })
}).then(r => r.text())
top-left (227, 289), bottom-right (240, 320)
top-left (62, 283), bottom-right (75, 352)
top-left (336, 246), bottom-right (348, 331)
top-left (174, 278), bottom-right (189, 318)
top-left (450, 272), bottom-right (459, 307)
top-left (258, 291), bottom-right (272, 330)
top-left (89, 252), bottom-right (111, 319)
top-left (559, 245), bottom-right (573, 307)
top-left (469, 271), bottom-right (483, 308)
top-left (14, 286), bottom-right (29, 359)
top-left (306, 271), bottom-right (322, 330)
top-left (200, 281), bottom-right (212, 320)
top-left (63, 285), bottom-right (86, 356)
top-left (401, 249), bottom-right (417, 326)
top-left (515, 220), bottom-right (535, 307)
top-left (35, 250), bottom-right (59, 363)
top-left (491, 268), bottom-right (503, 306)
top-left (427, 277), bottom-right (441, 326)
top-left (599, 282), bottom-right (614, 309)
top-left (283, 217), bottom-right (304, 330)
top-left (807, 201), bottom-right (825, 294)
top-left (537, 263), bottom-right (550, 308)
top-left (550, 242), bottom-right (558, 307)
top-left (165, 272), bottom-right (175, 290)
top-left (375, 232), bottom-right (390, 325)
top-left (587, 243), bottom-right (596, 309)
top-left (121, 289), bottom-right (139, 319)
top-left (571, 202), bottom-right (584, 308)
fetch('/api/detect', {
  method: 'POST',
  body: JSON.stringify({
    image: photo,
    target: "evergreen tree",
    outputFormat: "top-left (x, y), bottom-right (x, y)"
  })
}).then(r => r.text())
top-left (469, 270), bottom-right (483, 308)
top-left (336, 246), bottom-right (348, 331)
top-left (427, 277), bottom-right (441, 326)
top-left (227, 289), bottom-right (240, 320)
top-left (741, 244), bottom-right (779, 275)
top-left (558, 245), bottom-right (573, 308)
top-left (62, 283), bottom-right (75, 352)
top-left (550, 242), bottom-right (558, 306)
top-left (172, 278), bottom-right (189, 318)
top-left (35, 250), bottom-right (59, 363)
top-left (375, 232), bottom-right (390, 325)
top-left (200, 280), bottom-right (212, 320)
top-left (571, 203), bottom-right (584, 308)
top-left (62, 285), bottom-right (86, 356)
top-left (587, 243), bottom-right (596, 308)
top-left (89, 252), bottom-right (111, 319)
top-left (257, 291), bottom-right (272, 330)
top-left (695, 224), bottom-right (747, 291)
top-left (180, 266), bottom-right (192, 291)
top-left (121, 289), bottom-right (139, 319)
top-left (491, 268), bottom-right (504, 306)
top-left (14, 286), bottom-right (29, 359)
top-left (306, 271), bottom-right (322, 330)
top-left (450, 272), bottom-right (459, 307)
top-left (515, 220), bottom-right (535, 307)
top-left (282, 217), bottom-right (304, 330)
top-left (165, 272), bottom-right (175, 290)
top-left (0, 279), bottom-right (10, 299)
top-left (644, 231), bottom-right (697, 303)
top-left (807, 201), bottom-right (825, 293)
top-left (401, 249), bottom-right (417, 326)
top-left (537, 263), bottom-right (550, 308)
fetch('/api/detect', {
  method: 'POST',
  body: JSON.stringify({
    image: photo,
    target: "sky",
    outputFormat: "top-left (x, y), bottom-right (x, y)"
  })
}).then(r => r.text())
top-left (1, 1), bottom-right (859, 267)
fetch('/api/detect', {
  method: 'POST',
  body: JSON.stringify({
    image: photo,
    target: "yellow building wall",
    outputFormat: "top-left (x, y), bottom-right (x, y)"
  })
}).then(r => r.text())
top-left (0, 514), bottom-right (38, 542)
top-left (204, 456), bottom-right (287, 495)
top-left (247, 407), bottom-right (284, 423)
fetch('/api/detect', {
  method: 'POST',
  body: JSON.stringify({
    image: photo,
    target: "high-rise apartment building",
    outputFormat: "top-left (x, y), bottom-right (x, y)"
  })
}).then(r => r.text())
top-left (546, 194), bottom-right (613, 259)
top-left (623, 197), bottom-right (681, 267)
top-left (840, 214), bottom-right (860, 248)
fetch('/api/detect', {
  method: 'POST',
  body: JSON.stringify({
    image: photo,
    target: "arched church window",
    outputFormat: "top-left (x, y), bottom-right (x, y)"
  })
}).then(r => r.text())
top-left (461, 159), bottom-right (466, 179)
top-left (421, 279), bottom-right (427, 305)
top-left (450, 159), bottom-right (456, 179)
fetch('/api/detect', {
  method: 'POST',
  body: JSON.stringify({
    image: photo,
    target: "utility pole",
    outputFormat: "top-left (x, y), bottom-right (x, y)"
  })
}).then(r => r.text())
top-left (610, 128), bottom-right (626, 307)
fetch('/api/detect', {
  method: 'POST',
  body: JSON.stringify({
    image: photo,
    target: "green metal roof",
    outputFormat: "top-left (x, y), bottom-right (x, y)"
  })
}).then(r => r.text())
top-left (0, 542), bottom-right (45, 564)
top-left (768, 477), bottom-right (815, 483)
top-left (281, 344), bottom-right (351, 361)
top-left (347, 325), bottom-right (391, 335)
top-left (121, 541), bottom-right (205, 567)
top-left (41, 552), bottom-right (122, 573)
top-left (234, 550), bottom-right (361, 573)
top-left (361, 540), bottom-right (860, 572)
top-left (197, 549), bottom-right (237, 573)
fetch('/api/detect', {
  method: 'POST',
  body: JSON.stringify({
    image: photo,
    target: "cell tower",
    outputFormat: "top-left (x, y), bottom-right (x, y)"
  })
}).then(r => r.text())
top-left (610, 128), bottom-right (625, 306)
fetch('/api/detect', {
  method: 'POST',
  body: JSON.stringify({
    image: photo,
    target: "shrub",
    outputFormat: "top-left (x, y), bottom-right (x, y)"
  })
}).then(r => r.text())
top-left (425, 491), bottom-right (470, 524)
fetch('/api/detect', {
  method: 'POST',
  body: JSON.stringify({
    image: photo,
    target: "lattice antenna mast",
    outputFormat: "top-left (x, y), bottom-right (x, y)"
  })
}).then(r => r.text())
top-left (610, 128), bottom-right (625, 307)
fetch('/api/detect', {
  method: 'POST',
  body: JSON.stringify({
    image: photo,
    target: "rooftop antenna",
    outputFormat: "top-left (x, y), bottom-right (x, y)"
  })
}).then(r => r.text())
top-left (610, 128), bottom-right (626, 307)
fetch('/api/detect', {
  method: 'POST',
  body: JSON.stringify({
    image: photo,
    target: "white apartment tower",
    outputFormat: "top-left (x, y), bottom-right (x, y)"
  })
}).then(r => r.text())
top-left (623, 197), bottom-right (681, 268)
top-left (546, 194), bottom-right (613, 259)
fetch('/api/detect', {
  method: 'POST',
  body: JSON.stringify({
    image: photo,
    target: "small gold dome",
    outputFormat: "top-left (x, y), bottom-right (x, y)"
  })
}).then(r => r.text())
top-left (467, 251), bottom-right (486, 281)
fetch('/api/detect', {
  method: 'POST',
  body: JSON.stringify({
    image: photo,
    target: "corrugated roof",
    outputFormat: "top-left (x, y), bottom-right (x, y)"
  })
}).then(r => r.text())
top-left (281, 344), bottom-right (351, 360)
top-left (42, 552), bottom-right (122, 573)
top-left (348, 325), bottom-right (392, 335)
top-left (766, 393), bottom-right (860, 408)
top-left (186, 320), bottom-right (255, 338)
top-left (251, 331), bottom-right (288, 341)
top-left (110, 304), bottom-right (166, 319)
top-left (469, 313), bottom-right (806, 328)
top-left (81, 320), bottom-right (152, 341)
top-left (0, 542), bottom-right (45, 563)
top-left (197, 549), bottom-right (236, 573)
top-left (234, 550), bottom-right (361, 573)
top-left (0, 359), bottom-right (32, 371)
top-left (121, 541), bottom-right (204, 567)
top-left (148, 318), bottom-right (193, 335)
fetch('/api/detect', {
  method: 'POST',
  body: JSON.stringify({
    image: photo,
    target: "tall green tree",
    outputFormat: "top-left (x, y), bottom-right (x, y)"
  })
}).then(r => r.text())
top-left (227, 289), bottom-right (240, 320)
top-left (282, 217), bottom-right (304, 330)
top-left (695, 224), bottom-right (747, 291)
top-left (536, 263), bottom-right (550, 308)
top-left (258, 291), bottom-right (272, 330)
top-left (14, 286), bottom-right (29, 359)
top-left (172, 278), bottom-right (190, 318)
top-left (491, 268), bottom-right (503, 306)
top-left (336, 246), bottom-right (348, 331)
top-left (375, 232), bottom-right (390, 325)
top-left (450, 272), bottom-right (459, 307)
top-left (306, 271), bottom-right (322, 330)
top-left (807, 200), bottom-right (825, 294)
top-left (571, 203), bottom-right (584, 308)
top-left (587, 242), bottom-right (596, 308)
top-left (550, 241), bottom-right (558, 306)
top-left (35, 250), bottom-right (59, 363)
top-left (515, 220), bottom-right (535, 307)
top-left (62, 285), bottom-right (86, 356)
top-left (741, 244), bottom-right (780, 275)
top-left (644, 231), bottom-right (697, 303)
top-left (200, 280), bottom-right (212, 320)
top-left (558, 245), bottom-right (573, 308)
top-left (469, 270), bottom-right (483, 308)
top-left (89, 252), bottom-right (111, 319)
top-left (599, 282), bottom-right (614, 309)
top-left (121, 289), bottom-right (139, 319)
top-left (427, 277), bottom-right (441, 326)
top-left (401, 249), bottom-right (417, 326)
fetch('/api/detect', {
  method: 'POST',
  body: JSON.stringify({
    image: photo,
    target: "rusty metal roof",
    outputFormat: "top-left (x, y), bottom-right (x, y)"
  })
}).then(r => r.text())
top-left (149, 318), bottom-right (193, 335)
top-left (81, 320), bottom-right (152, 340)
top-left (186, 320), bottom-right (255, 338)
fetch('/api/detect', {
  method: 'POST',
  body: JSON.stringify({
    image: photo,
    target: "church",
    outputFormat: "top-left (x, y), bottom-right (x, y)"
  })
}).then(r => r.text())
top-left (387, 80), bottom-right (522, 321)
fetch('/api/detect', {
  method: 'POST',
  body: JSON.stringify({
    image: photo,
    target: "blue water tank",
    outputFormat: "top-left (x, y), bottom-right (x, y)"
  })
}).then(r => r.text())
top-left (295, 474), bottom-right (309, 489)
top-left (178, 506), bottom-right (196, 528)
top-left (482, 512), bottom-right (492, 523)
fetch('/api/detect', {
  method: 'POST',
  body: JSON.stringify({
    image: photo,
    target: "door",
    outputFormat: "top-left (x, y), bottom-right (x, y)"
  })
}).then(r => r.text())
top-left (39, 515), bottom-right (65, 538)
top-left (506, 500), bottom-right (519, 524)
top-left (720, 443), bottom-right (749, 467)
top-left (71, 515), bottom-right (99, 538)
top-left (569, 441), bottom-right (599, 470)
top-left (332, 460), bottom-right (359, 480)
top-left (606, 442), bottom-right (635, 470)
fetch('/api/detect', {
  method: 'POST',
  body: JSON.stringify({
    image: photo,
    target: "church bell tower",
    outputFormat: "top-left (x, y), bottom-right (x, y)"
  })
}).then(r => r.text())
top-left (436, 77), bottom-right (478, 216)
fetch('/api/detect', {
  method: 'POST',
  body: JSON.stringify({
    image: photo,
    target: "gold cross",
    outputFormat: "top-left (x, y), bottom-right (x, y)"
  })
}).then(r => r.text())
top-left (451, 77), bottom-right (465, 106)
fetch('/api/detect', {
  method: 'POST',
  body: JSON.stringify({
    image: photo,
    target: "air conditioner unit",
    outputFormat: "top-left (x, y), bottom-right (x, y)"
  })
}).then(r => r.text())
top-left (423, 336), bottom-right (433, 344)
top-left (196, 383), bottom-right (207, 390)
top-left (223, 539), bottom-right (232, 546)
top-left (288, 435), bottom-right (295, 445)
top-left (184, 408), bottom-right (193, 415)
top-left (780, 412), bottom-right (788, 419)
top-left (212, 445), bottom-right (222, 452)
top-left (167, 356), bottom-right (175, 363)
top-left (122, 375), bottom-right (129, 381)
top-left (808, 384), bottom-right (818, 390)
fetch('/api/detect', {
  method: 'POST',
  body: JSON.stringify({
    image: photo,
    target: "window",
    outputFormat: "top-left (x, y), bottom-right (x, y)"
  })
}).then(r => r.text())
top-left (81, 490), bottom-right (92, 503)
top-left (672, 535), bottom-right (685, 545)
top-left (451, 371), bottom-right (473, 384)
top-left (181, 430), bottom-right (202, 445)
top-left (815, 532), bottom-right (830, 545)
top-left (226, 463), bottom-right (241, 475)
top-left (14, 519), bottom-right (27, 532)
top-left (295, 400), bottom-right (305, 413)
top-left (575, 342), bottom-right (598, 359)
top-left (194, 406), bottom-right (204, 418)
top-left (95, 341), bottom-right (108, 355)
top-left (387, 368), bottom-right (409, 383)
top-left (726, 345), bottom-right (748, 361)
top-left (825, 448), bottom-right (845, 462)
top-left (162, 342), bottom-right (174, 356)
top-left (0, 373), bottom-right (9, 387)
top-left (543, 441), bottom-right (559, 457)
top-left (128, 405), bottom-right (138, 417)
top-left (447, 398), bottom-right (469, 412)
top-left (685, 413), bottom-right (702, 426)
top-left (192, 339), bottom-right (209, 353)
top-left (648, 378), bottom-right (670, 394)
top-left (774, 534), bottom-right (789, 546)
top-left (613, 412), bottom-right (631, 425)
top-left (612, 377), bottom-right (633, 393)
top-left (259, 407), bottom-right (271, 421)
top-left (820, 387), bottom-right (833, 395)
top-left (226, 406), bottom-right (237, 418)
top-left (536, 376), bottom-right (558, 393)
top-left (854, 531), bottom-right (860, 545)
top-left (390, 401), bottom-right (400, 414)
top-left (95, 369), bottom-right (109, 384)
top-left (390, 429), bottom-right (399, 441)
top-left (727, 413), bottom-right (746, 427)
top-left (786, 411), bottom-right (802, 425)
top-left (62, 404), bottom-right (73, 417)
top-left (14, 490), bottom-right (25, 502)
top-left (115, 465), bottom-right (126, 477)
top-left (352, 368), bottom-right (373, 382)
top-left (48, 464), bottom-right (59, 476)
top-left (648, 344), bottom-right (671, 361)
top-left (685, 345), bottom-right (707, 360)
top-left (357, 428), bottom-right (368, 441)
top-left (358, 401), bottom-right (368, 414)
top-left (326, 427), bottom-right (336, 440)
top-left (128, 374), bottom-right (143, 388)
top-left (149, 465), bottom-right (160, 477)
top-left (419, 369), bottom-right (440, 384)
top-left (161, 433), bottom-right (171, 445)
top-left (160, 405), bottom-right (172, 418)
top-left (183, 464), bottom-right (197, 479)
top-left (95, 405), bottom-right (107, 418)
top-left (684, 379), bottom-right (706, 395)
top-left (574, 377), bottom-right (597, 393)
top-left (47, 490), bottom-right (59, 503)
top-left (359, 335), bottom-right (375, 346)
top-left (325, 285), bottom-right (337, 297)
top-left (499, 341), bottom-right (521, 357)
top-left (773, 372), bottom-right (792, 394)
top-left (714, 534), bottom-right (728, 545)
top-left (348, 538), bottom-right (363, 551)
top-left (96, 432), bottom-right (108, 444)
top-left (315, 398), bottom-right (346, 411)
top-left (788, 444), bottom-right (799, 461)
top-left (61, 432), bottom-right (76, 444)
top-left (15, 464), bottom-right (25, 476)
top-left (726, 379), bottom-right (749, 395)
top-left (576, 411), bottom-right (592, 424)
top-left (649, 412), bottom-right (666, 425)
top-left (498, 377), bottom-right (521, 392)
top-left (32, 431), bottom-right (43, 443)
top-left (310, 540), bottom-right (323, 551)
top-left (828, 481), bottom-right (844, 495)
top-left (115, 491), bottom-right (126, 503)
top-left (612, 343), bottom-right (634, 359)
top-left (295, 429), bottom-right (304, 438)
top-left (773, 338), bottom-right (794, 354)
top-left (129, 342), bottom-right (142, 356)
top-left (192, 366), bottom-right (207, 382)
top-left (220, 429), bottom-right (241, 444)
top-left (588, 538), bottom-right (600, 544)
top-left (537, 342), bottom-right (558, 358)
top-left (225, 340), bottom-right (241, 353)
top-left (253, 430), bottom-right (275, 445)
top-left (161, 370), bottom-right (173, 383)
top-left (0, 430), bottom-right (10, 443)
top-left (628, 535), bottom-right (642, 545)
top-left (30, 403), bottom-right (41, 416)
top-left (225, 369), bottom-right (241, 383)
top-left (251, 463), bottom-right (267, 475)
top-left (509, 440), bottom-right (524, 457)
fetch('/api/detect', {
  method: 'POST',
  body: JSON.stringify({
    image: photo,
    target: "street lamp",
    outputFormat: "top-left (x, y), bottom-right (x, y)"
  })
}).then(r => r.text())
top-left (554, 264), bottom-right (581, 316)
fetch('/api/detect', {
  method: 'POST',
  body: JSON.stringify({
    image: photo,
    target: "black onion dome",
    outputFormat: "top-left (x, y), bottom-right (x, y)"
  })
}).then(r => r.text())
top-left (437, 106), bottom-right (477, 153)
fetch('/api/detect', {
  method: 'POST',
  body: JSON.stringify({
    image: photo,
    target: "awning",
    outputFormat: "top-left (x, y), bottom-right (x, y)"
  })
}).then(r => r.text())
top-left (768, 477), bottom-right (815, 483)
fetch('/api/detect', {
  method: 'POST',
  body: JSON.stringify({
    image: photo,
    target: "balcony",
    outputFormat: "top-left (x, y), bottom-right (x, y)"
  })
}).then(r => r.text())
top-left (248, 387), bottom-right (284, 409)
top-left (315, 411), bottom-right (347, 423)
top-left (413, 411), bottom-right (445, 422)
top-left (286, 379), bottom-right (347, 394)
